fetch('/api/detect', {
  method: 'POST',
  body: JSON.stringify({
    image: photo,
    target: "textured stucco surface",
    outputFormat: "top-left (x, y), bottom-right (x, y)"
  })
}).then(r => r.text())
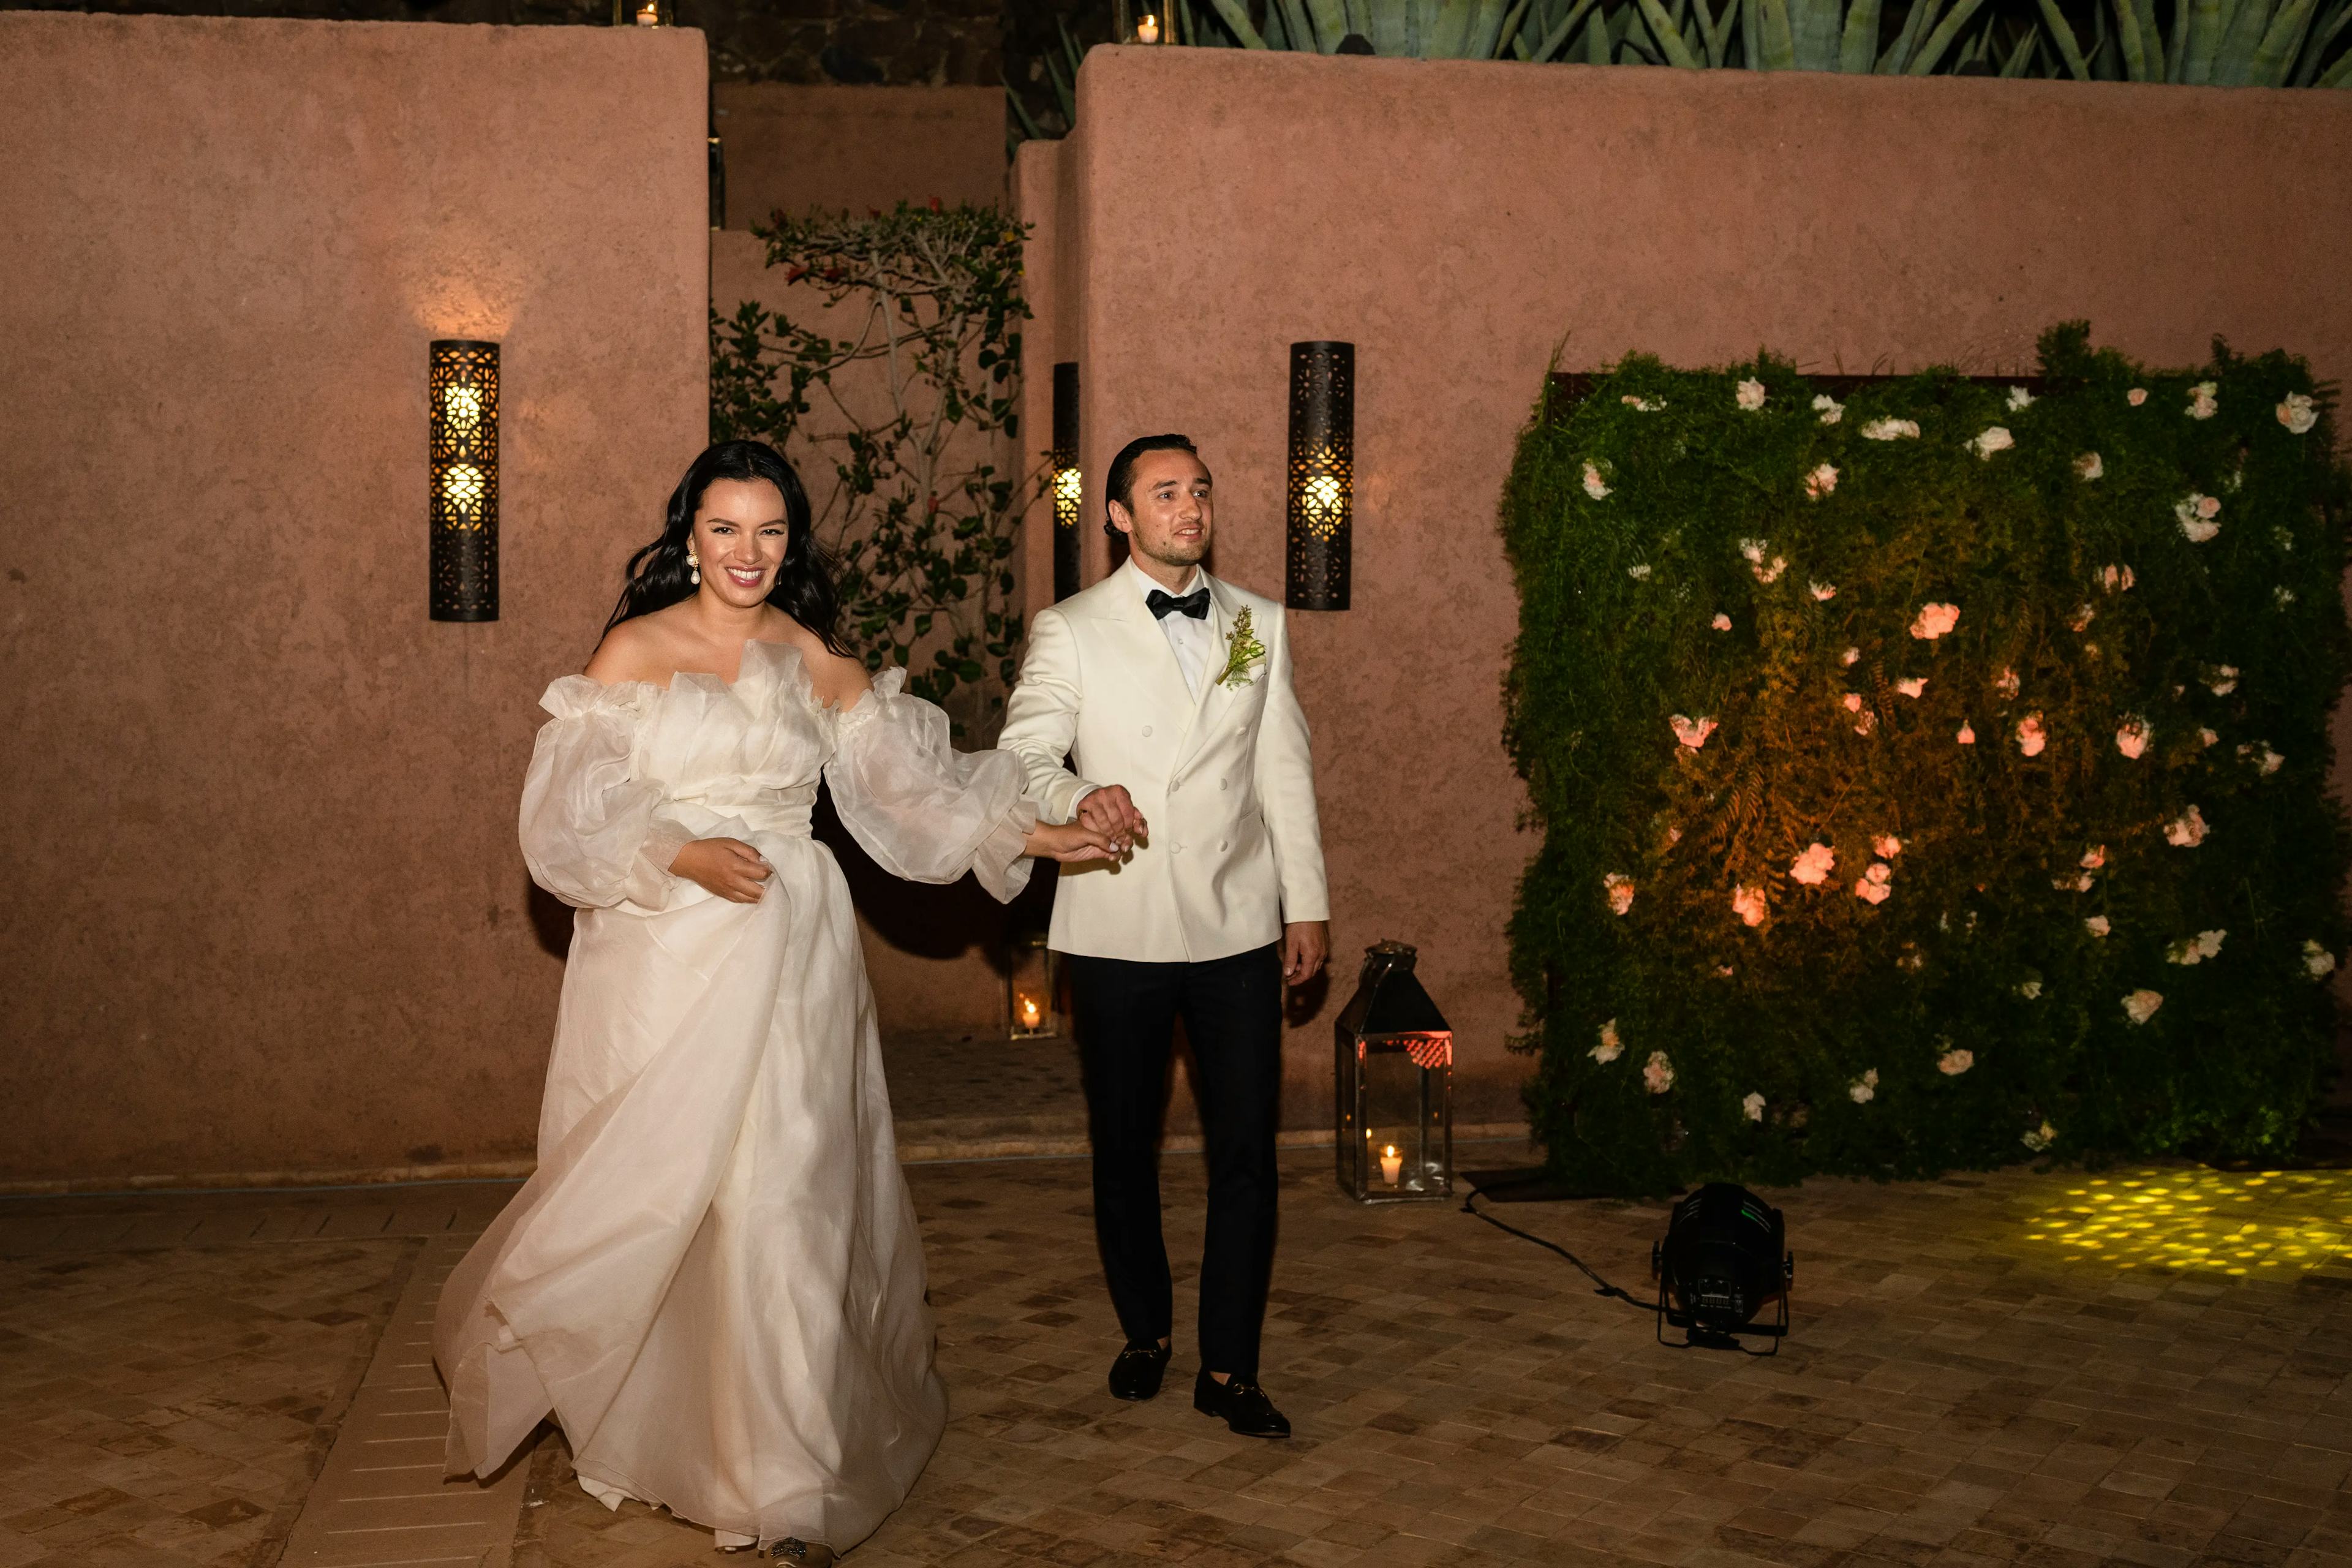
top-left (1020, 51), bottom-right (2352, 1125)
top-left (714, 82), bottom-right (1005, 225)
top-left (0, 12), bottom-right (709, 1182)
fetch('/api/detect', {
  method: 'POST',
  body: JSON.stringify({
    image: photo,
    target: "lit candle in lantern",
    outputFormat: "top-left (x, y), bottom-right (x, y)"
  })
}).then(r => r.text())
top-left (1017, 995), bottom-right (1041, 1030)
top-left (1380, 1144), bottom-right (1402, 1185)
top-left (634, 2), bottom-right (660, 23)
top-left (1136, 13), bottom-right (1161, 41)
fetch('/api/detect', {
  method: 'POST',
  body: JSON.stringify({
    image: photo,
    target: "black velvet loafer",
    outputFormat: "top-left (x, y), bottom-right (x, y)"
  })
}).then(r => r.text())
top-left (1193, 1370), bottom-right (1291, 1438)
top-left (1107, 1341), bottom-right (1172, 1401)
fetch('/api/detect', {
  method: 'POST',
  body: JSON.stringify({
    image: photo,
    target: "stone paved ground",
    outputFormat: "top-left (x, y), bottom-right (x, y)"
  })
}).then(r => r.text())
top-left (0, 1207), bottom-right (421, 1568)
top-left (7, 1157), bottom-right (2352, 1568)
top-left (516, 1153), bottom-right (2352, 1568)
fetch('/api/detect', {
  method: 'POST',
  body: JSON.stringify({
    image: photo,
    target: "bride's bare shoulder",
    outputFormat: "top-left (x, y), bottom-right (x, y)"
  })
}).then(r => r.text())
top-left (583, 611), bottom-right (678, 687)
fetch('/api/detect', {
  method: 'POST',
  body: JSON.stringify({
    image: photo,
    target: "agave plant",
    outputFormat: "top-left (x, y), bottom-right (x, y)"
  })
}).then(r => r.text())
top-left (1008, 0), bottom-right (2352, 138)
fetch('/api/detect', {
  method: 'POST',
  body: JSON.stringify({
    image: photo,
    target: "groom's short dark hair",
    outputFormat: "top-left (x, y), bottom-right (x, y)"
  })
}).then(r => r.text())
top-left (1104, 434), bottom-right (1200, 536)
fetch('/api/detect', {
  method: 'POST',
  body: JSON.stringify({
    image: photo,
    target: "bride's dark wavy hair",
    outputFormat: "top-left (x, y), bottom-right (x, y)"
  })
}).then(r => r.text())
top-left (603, 440), bottom-right (850, 653)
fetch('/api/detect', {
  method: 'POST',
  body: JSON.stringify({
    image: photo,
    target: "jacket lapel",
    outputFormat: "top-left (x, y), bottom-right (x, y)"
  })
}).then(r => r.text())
top-left (1172, 576), bottom-right (1241, 771)
top-left (1102, 562), bottom-right (1198, 728)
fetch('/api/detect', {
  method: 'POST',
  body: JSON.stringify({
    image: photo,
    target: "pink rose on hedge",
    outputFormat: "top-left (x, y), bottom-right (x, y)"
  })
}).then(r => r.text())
top-left (1873, 835), bottom-right (1903, 858)
top-left (1957, 722), bottom-right (1977, 745)
top-left (1732, 884), bottom-right (1768, 927)
top-left (1855, 862), bottom-right (1894, 905)
top-left (1670, 714), bottom-right (1717, 750)
top-left (1909, 602), bottom-right (1960, 640)
top-left (1937, 1049), bottom-right (1974, 1076)
top-left (2115, 718), bottom-right (2151, 760)
top-left (2127, 387), bottom-right (2148, 406)
top-left (1787, 843), bottom-right (1836, 886)
top-left (2016, 713), bottom-right (2047, 756)
top-left (2165, 805), bottom-right (2209, 847)
top-left (2122, 989), bottom-right (2165, 1025)
top-left (1804, 464), bottom-right (1839, 499)
top-left (1711, 612), bottom-right (1732, 631)
top-left (1896, 678), bottom-right (1926, 698)
top-left (1603, 872), bottom-right (1635, 916)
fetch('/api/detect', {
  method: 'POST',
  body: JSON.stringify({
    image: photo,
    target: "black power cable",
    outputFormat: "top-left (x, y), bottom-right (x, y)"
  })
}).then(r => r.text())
top-left (1460, 1190), bottom-right (1648, 1311)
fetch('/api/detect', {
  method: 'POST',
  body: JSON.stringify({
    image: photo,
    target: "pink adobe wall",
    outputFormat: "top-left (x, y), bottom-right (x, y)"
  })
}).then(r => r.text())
top-left (0, 13), bottom-right (709, 1184)
top-left (714, 83), bottom-right (1006, 226)
top-left (1019, 50), bottom-right (2352, 1126)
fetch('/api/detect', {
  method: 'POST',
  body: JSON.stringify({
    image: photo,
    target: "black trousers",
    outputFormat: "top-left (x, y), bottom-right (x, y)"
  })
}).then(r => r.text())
top-left (1066, 943), bottom-right (1283, 1381)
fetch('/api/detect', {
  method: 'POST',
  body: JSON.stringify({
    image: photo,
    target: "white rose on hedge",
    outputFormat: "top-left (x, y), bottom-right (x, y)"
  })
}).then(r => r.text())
top-left (2086, 915), bottom-right (2111, 937)
top-left (1861, 417), bottom-right (1921, 441)
top-left (1849, 1068), bottom-right (1879, 1104)
top-left (1592, 1019), bottom-right (1624, 1063)
top-left (1582, 461), bottom-right (1610, 500)
top-left (2279, 391), bottom-right (2318, 434)
top-left (1897, 678), bottom-right (1926, 698)
top-left (2176, 492), bottom-right (2221, 543)
top-left (2075, 451), bottom-right (2104, 480)
top-left (1804, 464), bottom-right (1839, 500)
top-left (2304, 940), bottom-right (2337, 978)
top-left (2023, 1121), bottom-right (2057, 1152)
top-left (1742, 1091), bottom-right (1766, 1121)
top-left (1736, 379), bottom-right (1767, 411)
top-left (1970, 426), bottom-right (2014, 458)
top-left (1712, 612), bottom-right (1733, 631)
top-left (2115, 718), bottom-right (2152, 759)
top-left (1643, 1051), bottom-right (1675, 1093)
top-left (2122, 989), bottom-right (2165, 1025)
top-left (1670, 714), bottom-right (1718, 750)
top-left (1937, 1048), bottom-right (1975, 1076)
top-left (2187, 380), bottom-right (2218, 420)
top-left (1812, 394), bottom-right (1844, 424)
top-left (2165, 805), bottom-right (2209, 847)
top-left (1810, 581), bottom-right (1837, 601)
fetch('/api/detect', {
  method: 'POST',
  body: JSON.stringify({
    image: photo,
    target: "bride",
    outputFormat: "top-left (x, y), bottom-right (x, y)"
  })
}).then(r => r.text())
top-left (433, 440), bottom-right (1123, 1560)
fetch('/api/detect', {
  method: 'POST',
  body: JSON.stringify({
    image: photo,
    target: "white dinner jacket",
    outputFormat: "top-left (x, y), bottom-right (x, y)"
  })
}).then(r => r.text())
top-left (998, 560), bottom-right (1330, 963)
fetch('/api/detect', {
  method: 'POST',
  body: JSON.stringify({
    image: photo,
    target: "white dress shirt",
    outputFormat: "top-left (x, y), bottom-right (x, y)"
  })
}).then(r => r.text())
top-left (1131, 559), bottom-right (1216, 700)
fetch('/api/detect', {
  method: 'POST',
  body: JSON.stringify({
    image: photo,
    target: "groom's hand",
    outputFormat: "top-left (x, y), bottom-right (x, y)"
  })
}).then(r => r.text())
top-left (1076, 785), bottom-right (1147, 853)
top-left (1282, 921), bottom-right (1329, 986)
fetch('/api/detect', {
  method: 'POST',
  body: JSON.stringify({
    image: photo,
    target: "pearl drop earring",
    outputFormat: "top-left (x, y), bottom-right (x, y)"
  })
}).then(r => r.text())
top-left (687, 547), bottom-right (701, 586)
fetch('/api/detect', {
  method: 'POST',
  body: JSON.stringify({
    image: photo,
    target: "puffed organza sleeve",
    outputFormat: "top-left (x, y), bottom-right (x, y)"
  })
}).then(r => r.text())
top-left (518, 677), bottom-right (695, 912)
top-left (825, 671), bottom-right (1039, 904)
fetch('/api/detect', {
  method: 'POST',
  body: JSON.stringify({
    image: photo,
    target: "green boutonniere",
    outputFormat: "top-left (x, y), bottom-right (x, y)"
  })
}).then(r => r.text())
top-left (1218, 608), bottom-right (1267, 690)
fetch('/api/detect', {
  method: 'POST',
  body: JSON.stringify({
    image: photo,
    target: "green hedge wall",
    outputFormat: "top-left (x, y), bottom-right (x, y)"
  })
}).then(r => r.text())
top-left (1499, 324), bottom-right (2351, 1194)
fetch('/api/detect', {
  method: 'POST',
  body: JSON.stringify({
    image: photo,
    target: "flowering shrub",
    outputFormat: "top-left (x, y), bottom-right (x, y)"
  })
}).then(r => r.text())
top-left (1499, 323), bottom-right (2350, 1193)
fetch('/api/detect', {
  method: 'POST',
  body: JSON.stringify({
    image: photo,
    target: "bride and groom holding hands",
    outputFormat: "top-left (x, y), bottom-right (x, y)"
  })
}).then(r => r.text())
top-left (434, 430), bottom-right (1330, 1559)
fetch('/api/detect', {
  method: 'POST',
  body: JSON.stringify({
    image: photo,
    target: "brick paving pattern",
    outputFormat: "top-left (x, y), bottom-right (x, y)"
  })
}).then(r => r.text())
top-left (0, 1208), bottom-right (422, 1568)
top-left (5, 1157), bottom-right (2351, 1566)
top-left (511, 1154), bottom-right (2352, 1568)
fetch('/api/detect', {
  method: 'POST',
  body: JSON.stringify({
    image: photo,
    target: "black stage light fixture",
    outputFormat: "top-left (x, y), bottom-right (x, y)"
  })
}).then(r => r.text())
top-left (1652, 1182), bottom-right (1793, 1351)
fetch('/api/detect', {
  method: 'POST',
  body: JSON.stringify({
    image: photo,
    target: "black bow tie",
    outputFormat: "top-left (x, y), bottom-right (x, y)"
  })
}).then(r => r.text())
top-left (1147, 586), bottom-right (1211, 621)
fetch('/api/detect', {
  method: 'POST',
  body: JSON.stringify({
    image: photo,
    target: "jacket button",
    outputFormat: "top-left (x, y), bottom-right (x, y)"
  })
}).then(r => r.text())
top-left (1170, 778), bottom-right (1180, 793)
top-left (1219, 778), bottom-right (1228, 790)
top-left (1143, 725), bottom-right (1153, 737)
top-left (1172, 843), bottom-right (1184, 855)
top-left (1219, 840), bottom-right (1229, 852)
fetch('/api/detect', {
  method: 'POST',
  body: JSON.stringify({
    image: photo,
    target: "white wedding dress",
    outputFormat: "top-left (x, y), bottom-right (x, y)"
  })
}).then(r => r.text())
top-left (433, 639), bottom-right (1036, 1553)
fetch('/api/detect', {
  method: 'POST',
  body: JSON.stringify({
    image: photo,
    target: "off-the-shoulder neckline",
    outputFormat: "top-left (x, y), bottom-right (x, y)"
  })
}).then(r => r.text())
top-left (588, 636), bottom-right (878, 715)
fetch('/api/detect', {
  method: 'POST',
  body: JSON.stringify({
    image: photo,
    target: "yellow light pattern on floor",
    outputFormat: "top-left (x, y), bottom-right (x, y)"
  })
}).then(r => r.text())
top-left (2020, 1167), bottom-right (2352, 1275)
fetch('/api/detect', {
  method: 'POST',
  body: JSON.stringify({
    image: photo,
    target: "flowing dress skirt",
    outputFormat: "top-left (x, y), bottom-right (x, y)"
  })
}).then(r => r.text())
top-left (434, 823), bottom-right (944, 1553)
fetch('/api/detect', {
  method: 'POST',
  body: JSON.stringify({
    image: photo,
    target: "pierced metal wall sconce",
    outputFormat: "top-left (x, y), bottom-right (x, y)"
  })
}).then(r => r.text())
top-left (708, 134), bottom-right (726, 228)
top-left (1051, 362), bottom-right (1080, 601)
top-left (429, 340), bottom-right (499, 622)
top-left (1286, 340), bottom-right (1352, 611)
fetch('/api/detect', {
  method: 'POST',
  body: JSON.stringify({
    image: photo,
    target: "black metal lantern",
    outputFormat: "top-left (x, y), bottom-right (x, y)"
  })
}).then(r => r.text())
top-left (1051, 362), bottom-right (1080, 601)
top-left (1335, 940), bottom-right (1452, 1202)
top-left (1286, 340), bottom-right (1352, 612)
top-left (429, 340), bottom-right (499, 622)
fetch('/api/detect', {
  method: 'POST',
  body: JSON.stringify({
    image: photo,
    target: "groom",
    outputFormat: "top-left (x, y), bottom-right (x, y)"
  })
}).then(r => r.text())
top-left (998, 433), bottom-right (1329, 1439)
